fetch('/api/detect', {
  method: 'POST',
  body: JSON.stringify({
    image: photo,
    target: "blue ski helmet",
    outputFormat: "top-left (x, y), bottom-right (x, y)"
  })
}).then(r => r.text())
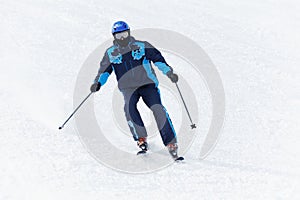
top-left (112, 21), bottom-right (130, 34)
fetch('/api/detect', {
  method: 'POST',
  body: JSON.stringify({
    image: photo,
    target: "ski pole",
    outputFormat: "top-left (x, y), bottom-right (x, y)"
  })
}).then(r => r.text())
top-left (59, 92), bottom-right (93, 130)
top-left (175, 82), bottom-right (196, 129)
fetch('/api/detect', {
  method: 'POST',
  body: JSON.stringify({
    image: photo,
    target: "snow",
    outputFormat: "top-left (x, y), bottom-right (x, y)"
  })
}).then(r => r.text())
top-left (0, 0), bottom-right (299, 199)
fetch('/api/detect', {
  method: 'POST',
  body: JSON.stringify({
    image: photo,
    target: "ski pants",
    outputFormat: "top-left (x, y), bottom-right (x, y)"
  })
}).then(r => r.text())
top-left (122, 84), bottom-right (177, 146)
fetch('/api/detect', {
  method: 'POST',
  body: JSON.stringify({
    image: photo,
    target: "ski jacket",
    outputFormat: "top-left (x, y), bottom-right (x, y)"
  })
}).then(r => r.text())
top-left (94, 36), bottom-right (173, 91)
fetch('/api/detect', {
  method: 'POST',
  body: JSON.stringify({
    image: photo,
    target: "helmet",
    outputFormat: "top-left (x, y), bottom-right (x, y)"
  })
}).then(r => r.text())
top-left (112, 21), bottom-right (130, 34)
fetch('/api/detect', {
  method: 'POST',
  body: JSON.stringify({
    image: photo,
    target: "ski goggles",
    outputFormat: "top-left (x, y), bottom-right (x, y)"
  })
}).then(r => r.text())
top-left (114, 31), bottom-right (129, 39)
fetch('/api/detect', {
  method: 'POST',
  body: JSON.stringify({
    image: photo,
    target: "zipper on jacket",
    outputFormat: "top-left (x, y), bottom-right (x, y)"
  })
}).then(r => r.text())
top-left (124, 60), bottom-right (128, 72)
top-left (129, 60), bottom-right (134, 77)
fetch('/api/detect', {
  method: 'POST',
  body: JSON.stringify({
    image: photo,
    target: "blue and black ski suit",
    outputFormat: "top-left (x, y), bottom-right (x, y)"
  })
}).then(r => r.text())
top-left (94, 36), bottom-right (177, 146)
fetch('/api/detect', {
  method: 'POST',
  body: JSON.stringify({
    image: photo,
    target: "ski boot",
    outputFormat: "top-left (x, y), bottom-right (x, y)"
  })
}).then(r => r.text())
top-left (137, 137), bottom-right (148, 155)
top-left (167, 143), bottom-right (184, 161)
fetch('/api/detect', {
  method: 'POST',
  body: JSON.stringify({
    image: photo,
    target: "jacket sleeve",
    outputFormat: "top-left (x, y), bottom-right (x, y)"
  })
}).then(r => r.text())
top-left (144, 41), bottom-right (173, 75)
top-left (94, 51), bottom-right (113, 85)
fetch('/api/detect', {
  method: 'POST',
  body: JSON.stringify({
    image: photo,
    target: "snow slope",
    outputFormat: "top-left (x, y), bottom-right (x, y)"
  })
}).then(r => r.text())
top-left (0, 0), bottom-right (299, 199)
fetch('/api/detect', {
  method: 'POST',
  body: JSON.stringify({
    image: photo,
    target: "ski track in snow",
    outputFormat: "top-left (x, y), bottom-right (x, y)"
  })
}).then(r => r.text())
top-left (0, 0), bottom-right (300, 199)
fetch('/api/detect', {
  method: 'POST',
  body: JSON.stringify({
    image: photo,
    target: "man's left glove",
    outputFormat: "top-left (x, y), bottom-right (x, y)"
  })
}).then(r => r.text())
top-left (90, 82), bottom-right (101, 93)
top-left (167, 71), bottom-right (179, 83)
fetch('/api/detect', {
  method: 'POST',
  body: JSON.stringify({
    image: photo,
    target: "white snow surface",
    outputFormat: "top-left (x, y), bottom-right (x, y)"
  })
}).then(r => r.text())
top-left (0, 0), bottom-right (300, 199)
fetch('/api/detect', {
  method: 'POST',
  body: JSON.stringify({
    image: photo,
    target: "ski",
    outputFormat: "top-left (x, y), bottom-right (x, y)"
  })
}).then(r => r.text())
top-left (137, 150), bottom-right (147, 155)
top-left (136, 150), bottom-right (184, 161)
top-left (175, 156), bottom-right (184, 162)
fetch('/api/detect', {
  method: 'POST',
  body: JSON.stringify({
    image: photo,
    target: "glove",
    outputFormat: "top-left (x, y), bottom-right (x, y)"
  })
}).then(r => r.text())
top-left (90, 82), bottom-right (101, 93)
top-left (167, 71), bottom-right (179, 83)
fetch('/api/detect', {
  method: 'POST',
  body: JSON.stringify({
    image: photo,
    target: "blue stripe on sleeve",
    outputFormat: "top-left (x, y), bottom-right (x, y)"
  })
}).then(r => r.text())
top-left (154, 62), bottom-right (171, 75)
top-left (98, 72), bottom-right (110, 85)
top-left (142, 58), bottom-right (159, 87)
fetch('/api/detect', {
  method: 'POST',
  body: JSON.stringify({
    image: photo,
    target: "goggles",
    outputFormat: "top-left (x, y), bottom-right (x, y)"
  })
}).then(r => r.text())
top-left (114, 31), bottom-right (129, 40)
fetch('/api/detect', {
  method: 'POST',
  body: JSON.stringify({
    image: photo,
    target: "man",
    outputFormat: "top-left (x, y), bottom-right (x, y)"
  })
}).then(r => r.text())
top-left (90, 21), bottom-right (181, 160)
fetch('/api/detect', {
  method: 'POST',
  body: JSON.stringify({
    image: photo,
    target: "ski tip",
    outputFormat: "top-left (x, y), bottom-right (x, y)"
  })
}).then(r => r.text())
top-left (175, 156), bottom-right (184, 161)
top-left (58, 127), bottom-right (62, 130)
top-left (137, 150), bottom-right (147, 155)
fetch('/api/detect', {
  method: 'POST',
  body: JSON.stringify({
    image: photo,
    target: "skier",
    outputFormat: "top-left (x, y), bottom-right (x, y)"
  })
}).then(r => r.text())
top-left (90, 21), bottom-right (182, 160)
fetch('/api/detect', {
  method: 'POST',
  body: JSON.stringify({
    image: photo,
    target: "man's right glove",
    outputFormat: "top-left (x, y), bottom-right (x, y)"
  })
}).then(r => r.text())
top-left (167, 71), bottom-right (179, 83)
top-left (90, 82), bottom-right (101, 93)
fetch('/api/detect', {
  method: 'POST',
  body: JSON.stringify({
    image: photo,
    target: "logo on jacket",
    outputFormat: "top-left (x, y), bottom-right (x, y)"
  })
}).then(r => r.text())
top-left (107, 46), bottom-right (122, 64)
top-left (131, 42), bottom-right (145, 60)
